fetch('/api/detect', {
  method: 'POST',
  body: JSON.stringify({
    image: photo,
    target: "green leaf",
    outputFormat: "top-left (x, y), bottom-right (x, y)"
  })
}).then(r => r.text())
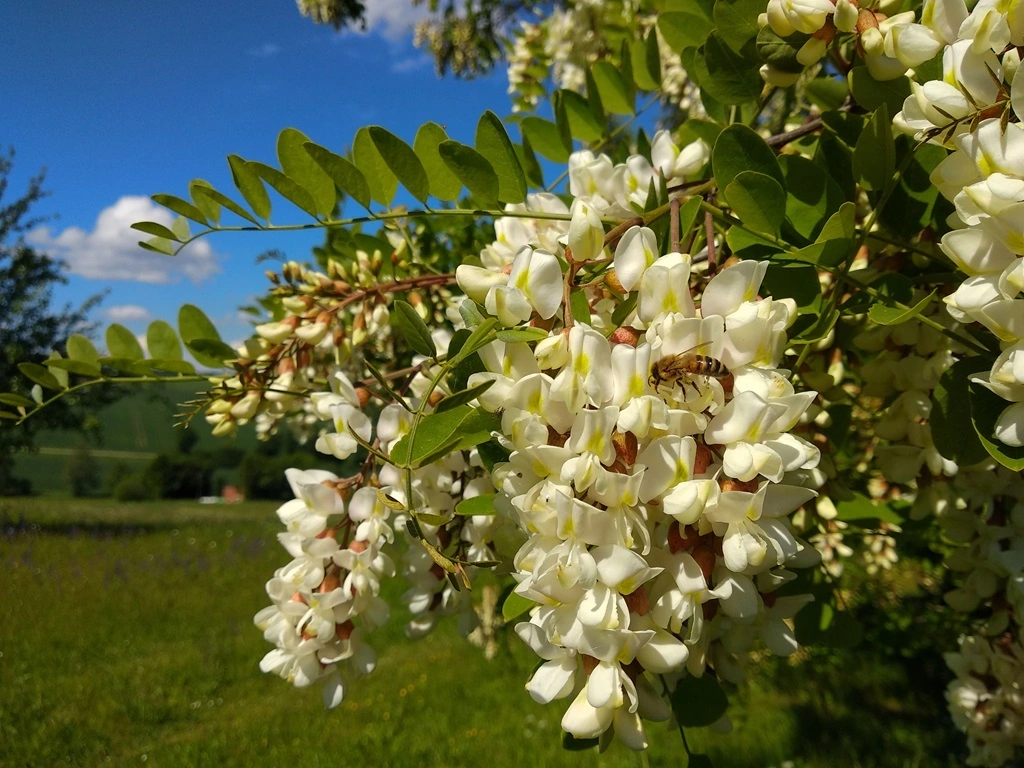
top-left (553, 91), bottom-right (575, 160)
top-left (277, 128), bottom-right (337, 217)
top-left (179, 304), bottom-right (230, 368)
top-left (570, 289), bottom-right (590, 324)
top-left (848, 66), bottom-right (912, 115)
top-left (780, 155), bottom-right (844, 243)
top-left (502, 590), bottom-right (535, 621)
top-left (369, 127), bottom-right (430, 204)
top-left (67, 334), bottom-right (100, 364)
top-left (44, 352), bottom-right (69, 388)
top-left (303, 143), bottom-right (371, 210)
top-left (43, 358), bottom-right (102, 377)
top-left (477, 438), bottom-right (510, 473)
top-left (713, 124), bottom-right (784, 198)
top-left (389, 405), bottom-right (473, 467)
top-left (131, 221), bottom-right (179, 241)
top-left (804, 76), bottom-right (848, 111)
top-left (438, 141), bottom-right (499, 207)
top-left (610, 293), bottom-right (638, 326)
top-left (475, 111), bottom-right (527, 204)
top-left (19, 362), bottom-right (64, 391)
top-left (187, 338), bottom-right (237, 365)
top-left (560, 90), bottom-right (603, 143)
top-left (687, 757), bottom-right (715, 768)
top-left (150, 194), bottom-right (210, 227)
top-left (670, 674), bottom-right (729, 727)
top-left (452, 318), bottom-right (499, 365)
top-left (455, 494), bottom-right (497, 516)
top-left (250, 162), bottom-right (319, 218)
top-left (458, 300), bottom-right (487, 328)
top-left (834, 493), bottom-right (904, 525)
top-left (495, 327), bottom-right (549, 344)
top-left (435, 380), bottom-right (495, 413)
top-left (138, 237), bottom-right (175, 256)
top-left (517, 134), bottom-right (544, 188)
top-left (762, 261), bottom-right (821, 313)
top-left (793, 238), bottom-right (853, 268)
top-left (591, 61), bottom-right (634, 115)
top-left (931, 357), bottom-right (990, 466)
top-left (353, 126), bottom-right (398, 206)
top-left (868, 291), bottom-right (935, 326)
top-left (413, 122), bottom-right (463, 202)
top-left (0, 392), bottom-right (35, 409)
top-left (170, 217), bottom-right (190, 241)
top-left (854, 104), bottom-right (895, 192)
top-left (188, 179), bottom-right (221, 224)
top-left (969, 381), bottom-right (1024, 471)
top-left (755, 26), bottom-right (808, 74)
top-left (724, 171), bottom-right (785, 236)
top-left (629, 34), bottom-right (660, 91)
top-left (584, 67), bottom-right (606, 128)
top-left (522, 117), bottom-right (571, 162)
top-left (694, 32), bottom-right (762, 105)
top-left (714, 0), bottom-right (764, 54)
top-left (659, 10), bottom-right (714, 52)
top-left (191, 181), bottom-right (260, 225)
top-left (146, 320), bottom-right (183, 361)
top-left (816, 201), bottom-right (857, 242)
top-left (393, 299), bottom-right (437, 358)
top-left (227, 155), bottom-right (271, 221)
top-left (106, 324), bottom-right (144, 361)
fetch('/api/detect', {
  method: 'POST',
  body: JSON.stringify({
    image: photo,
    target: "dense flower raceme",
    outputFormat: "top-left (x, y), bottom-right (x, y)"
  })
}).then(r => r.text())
top-left (253, 368), bottom-right (506, 706)
top-left (946, 632), bottom-right (1024, 767)
top-left (453, 147), bottom-right (822, 745)
top-left (504, 0), bottom-right (703, 114)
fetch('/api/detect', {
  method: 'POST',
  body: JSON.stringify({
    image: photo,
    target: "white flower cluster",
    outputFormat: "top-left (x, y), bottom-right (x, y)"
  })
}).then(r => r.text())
top-left (254, 467), bottom-right (394, 708)
top-left (946, 632), bottom-right (1024, 767)
top-left (758, 0), bottom-right (1010, 86)
top-left (455, 135), bottom-right (821, 746)
top-left (856, 306), bottom-right (957, 484)
top-left (503, 0), bottom-right (703, 115)
top-left (892, 0), bottom-right (1024, 448)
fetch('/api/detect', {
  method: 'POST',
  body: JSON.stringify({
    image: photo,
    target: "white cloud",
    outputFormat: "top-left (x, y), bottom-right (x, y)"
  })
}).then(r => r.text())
top-left (363, 0), bottom-right (430, 38)
top-left (391, 54), bottom-right (430, 74)
top-left (27, 196), bottom-right (221, 284)
top-left (247, 42), bottom-right (281, 58)
top-left (105, 304), bottom-right (152, 322)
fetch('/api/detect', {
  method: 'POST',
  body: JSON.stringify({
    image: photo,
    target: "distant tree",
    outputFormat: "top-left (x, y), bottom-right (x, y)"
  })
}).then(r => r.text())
top-left (295, 0), bottom-right (556, 76)
top-left (65, 445), bottom-right (100, 497)
top-left (0, 148), bottom-right (105, 495)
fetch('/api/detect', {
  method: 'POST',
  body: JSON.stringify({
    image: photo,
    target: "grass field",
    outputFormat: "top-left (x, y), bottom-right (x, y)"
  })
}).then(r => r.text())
top-left (0, 498), bottom-right (967, 768)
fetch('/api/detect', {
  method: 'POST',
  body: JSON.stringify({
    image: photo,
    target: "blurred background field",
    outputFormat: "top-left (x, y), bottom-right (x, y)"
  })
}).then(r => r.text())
top-left (0, 497), bottom-right (966, 768)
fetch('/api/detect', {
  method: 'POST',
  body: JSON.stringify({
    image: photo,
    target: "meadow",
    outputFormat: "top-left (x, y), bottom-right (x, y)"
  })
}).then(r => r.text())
top-left (0, 497), bottom-right (966, 768)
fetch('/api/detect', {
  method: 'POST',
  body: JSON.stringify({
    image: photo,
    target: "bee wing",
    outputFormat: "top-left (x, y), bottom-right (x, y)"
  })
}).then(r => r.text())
top-left (680, 340), bottom-right (715, 356)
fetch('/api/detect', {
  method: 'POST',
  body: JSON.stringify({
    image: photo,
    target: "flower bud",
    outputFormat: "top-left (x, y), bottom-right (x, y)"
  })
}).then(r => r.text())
top-left (567, 200), bottom-right (605, 264)
top-left (834, 0), bottom-right (859, 32)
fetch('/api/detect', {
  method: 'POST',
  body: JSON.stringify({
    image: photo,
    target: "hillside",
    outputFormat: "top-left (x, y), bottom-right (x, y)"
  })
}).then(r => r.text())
top-left (13, 381), bottom-right (261, 495)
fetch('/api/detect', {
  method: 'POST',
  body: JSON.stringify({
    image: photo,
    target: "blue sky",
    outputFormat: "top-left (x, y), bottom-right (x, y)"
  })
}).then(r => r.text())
top-left (2, 2), bottom-right (512, 347)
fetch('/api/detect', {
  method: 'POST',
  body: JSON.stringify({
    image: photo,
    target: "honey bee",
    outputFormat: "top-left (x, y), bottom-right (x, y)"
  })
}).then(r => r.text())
top-left (649, 341), bottom-right (730, 395)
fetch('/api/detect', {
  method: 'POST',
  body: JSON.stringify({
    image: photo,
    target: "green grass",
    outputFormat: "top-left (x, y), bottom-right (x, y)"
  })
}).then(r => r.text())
top-left (0, 499), bottom-right (967, 768)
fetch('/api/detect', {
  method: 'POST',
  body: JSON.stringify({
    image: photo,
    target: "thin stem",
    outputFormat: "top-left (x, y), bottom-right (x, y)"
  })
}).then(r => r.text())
top-left (171, 207), bottom-right (584, 255)
top-left (704, 210), bottom-right (717, 277)
top-left (765, 116), bottom-right (824, 148)
top-left (13, 374), bottom-right (208, 425)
